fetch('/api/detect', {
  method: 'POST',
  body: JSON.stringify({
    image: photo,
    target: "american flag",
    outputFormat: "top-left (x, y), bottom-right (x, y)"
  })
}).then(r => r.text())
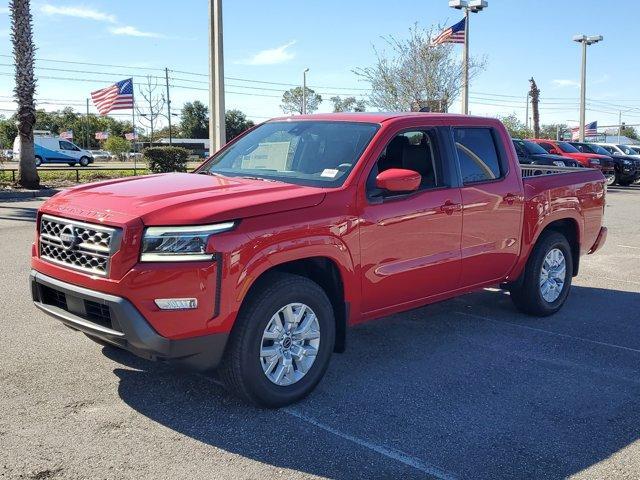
top-left (91, 78), bottom-right (134, 115)
top-left (59, 130), bottom-right (73, 140)
top-left (95, 131), bottom-right (109, 140)
top-left (433, 18), bottom-right (466, 45)
top-left (571, 121), bottom-right (598, 140)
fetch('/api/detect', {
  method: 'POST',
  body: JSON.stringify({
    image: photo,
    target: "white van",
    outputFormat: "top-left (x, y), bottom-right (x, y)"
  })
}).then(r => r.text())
top-left (13, 134), bottom-right (94, 167)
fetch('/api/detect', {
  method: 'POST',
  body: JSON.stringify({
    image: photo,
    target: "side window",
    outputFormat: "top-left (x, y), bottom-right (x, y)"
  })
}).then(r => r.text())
top-left (59, 141), bottom-right (76, 151)
top-left (453, 128), bottom-right (503, 184)
top-left (513, 141), bottom-right (526, 156)
top-left (367, 129), bottom-right (444, 197)
top-left (538, 142), bottom-right (553, 153)
top-left (602, 145), bottom-right (614, 154)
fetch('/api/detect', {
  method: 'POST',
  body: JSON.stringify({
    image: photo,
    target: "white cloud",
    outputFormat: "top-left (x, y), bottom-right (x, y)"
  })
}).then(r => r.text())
top-left (552, 79), bottom-right (580, 88)
top-left (239, 41), bottom-right (296, 65)
top-left (40, 4), bottom-right (116, 23)
top-left (109, 25), bottom-right (162, 38)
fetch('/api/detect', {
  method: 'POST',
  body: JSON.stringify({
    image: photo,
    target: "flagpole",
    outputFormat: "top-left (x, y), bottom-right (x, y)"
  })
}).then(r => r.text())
top-left (462, 8), bottom-right (469, 115)
top-left (131, 100), bottom-right (137, 175)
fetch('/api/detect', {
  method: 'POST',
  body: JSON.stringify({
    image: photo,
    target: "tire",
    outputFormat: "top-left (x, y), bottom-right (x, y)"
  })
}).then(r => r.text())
top-left (67, 162), bottom-right (76, 167)
top-left (79, 156), bottom-right (90, 167)
top-left (509, 231), bottom-right (573, 317)
top-left (220, 272), bottom-right (335, 408)
top-left (605, 174), bottom-right (616, 186)
top-left (35, 156), bottom-right (42, 167)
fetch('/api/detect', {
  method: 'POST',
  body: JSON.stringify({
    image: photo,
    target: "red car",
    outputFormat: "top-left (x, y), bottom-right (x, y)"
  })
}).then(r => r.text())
top-left (528, 138), bottom-right (615, 184)
top-left (30, 113), bottom-right (607, 407)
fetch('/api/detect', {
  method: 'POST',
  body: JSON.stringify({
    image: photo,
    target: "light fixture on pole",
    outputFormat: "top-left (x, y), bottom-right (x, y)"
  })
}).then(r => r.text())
top-left (302, 68), bottom-right (309, 115)
top-left (448, 0), bottom-right (488, 115)
top-left (573, 34), bottom-right (603, 142)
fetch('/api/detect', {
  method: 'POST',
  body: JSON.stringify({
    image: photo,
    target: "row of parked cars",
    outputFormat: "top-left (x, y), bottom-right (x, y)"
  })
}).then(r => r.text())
top-left (513, 138), bottom-right (640, 186)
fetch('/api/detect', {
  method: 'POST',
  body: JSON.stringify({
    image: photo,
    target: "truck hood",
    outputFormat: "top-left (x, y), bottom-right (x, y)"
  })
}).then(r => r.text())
top-left (41, 173), bottom-right (327, 226)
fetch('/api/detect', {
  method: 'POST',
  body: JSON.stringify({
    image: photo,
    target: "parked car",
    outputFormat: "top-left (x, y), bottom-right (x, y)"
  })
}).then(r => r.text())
top-left (31, 113), bottom-right (607, 407)
top-left (528, 138), bottom-right (615, 185)
top-left (512, 139), bottom-right (581, 167)
top-left (570, 142), bottom-right (640, 186)
top-left (14, 135), bottom-right (94, 167)
top-left (596, 143), bottom-right (640, 159)
top-left (89, 150), bottom-right (112, 161)
top-left (627, 145), bottom-right (640, 155)
top-left (1, 149), bottom-right (14, 161)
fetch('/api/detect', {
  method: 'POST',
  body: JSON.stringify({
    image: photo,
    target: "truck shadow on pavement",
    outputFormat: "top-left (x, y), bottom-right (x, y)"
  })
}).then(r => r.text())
top-left (109, 285), bottom-right (640, 479)
top-left (0, 205), bottom-right (38, 222)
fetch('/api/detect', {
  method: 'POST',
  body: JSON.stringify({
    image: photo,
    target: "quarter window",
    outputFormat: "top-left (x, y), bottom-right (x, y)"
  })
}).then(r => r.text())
top-left (454, 128), bottom-right (503, 184)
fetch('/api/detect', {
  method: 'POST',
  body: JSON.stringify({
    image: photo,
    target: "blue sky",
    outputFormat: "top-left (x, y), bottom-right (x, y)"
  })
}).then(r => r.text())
top-left (0, 0), bottom-right (638, 131)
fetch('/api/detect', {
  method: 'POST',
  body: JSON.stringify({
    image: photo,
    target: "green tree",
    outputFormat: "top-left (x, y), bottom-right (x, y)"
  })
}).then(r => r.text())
top-left (620, 126), bottom-right (638, 140)
top-left (10, 0), bottom-right (39, 187)
top-left (539, 123), bottom-right (567, 140)
top-left (225, 109), bottom-right (255, 141)
top-left (180, 101), bottom-right (209, 138)
top-left (281, 87), bottom-right (322, 115)
top-left (0, 116), bottom-right (18, 149)
top-left (498, 114), bottom-right (532, 139)
top-left (354, 24), bottom-right (486, 112)
top-left (330, 96), bottom-right (366, 113)
top-left (103, 136), bottom-right (131, 160)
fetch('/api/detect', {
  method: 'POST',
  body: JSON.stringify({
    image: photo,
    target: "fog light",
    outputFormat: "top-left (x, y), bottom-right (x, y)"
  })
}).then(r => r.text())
top-left (154, 298), bottom-right (198, 310)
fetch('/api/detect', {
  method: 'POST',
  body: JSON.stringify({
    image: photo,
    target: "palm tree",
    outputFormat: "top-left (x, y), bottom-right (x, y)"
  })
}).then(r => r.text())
top-left (10, 0), bottom-right (39, 188)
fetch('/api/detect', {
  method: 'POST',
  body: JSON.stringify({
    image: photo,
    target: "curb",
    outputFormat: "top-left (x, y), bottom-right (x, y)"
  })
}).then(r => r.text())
top-left (0, 189), bottom-right (59, 201)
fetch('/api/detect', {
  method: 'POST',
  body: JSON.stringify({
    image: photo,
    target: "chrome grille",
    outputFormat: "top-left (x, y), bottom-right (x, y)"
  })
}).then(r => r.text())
top-left (39, 214), bottom-right (121, 276)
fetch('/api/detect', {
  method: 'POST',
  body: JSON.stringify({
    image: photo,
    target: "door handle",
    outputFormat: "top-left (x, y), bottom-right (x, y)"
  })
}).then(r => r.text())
top-left (503, 193), bottom-right (518, 205)
top-left (439, 200), bottom-right (462, 215)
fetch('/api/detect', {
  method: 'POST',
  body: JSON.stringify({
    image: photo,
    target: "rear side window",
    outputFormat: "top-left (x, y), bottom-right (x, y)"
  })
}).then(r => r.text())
top-left (454, 128), bottom-right (502, 184)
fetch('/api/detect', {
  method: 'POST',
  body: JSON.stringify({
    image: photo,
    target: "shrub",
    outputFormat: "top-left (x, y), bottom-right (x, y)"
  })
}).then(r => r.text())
top-left (143, 146), bottom-right (190, 173)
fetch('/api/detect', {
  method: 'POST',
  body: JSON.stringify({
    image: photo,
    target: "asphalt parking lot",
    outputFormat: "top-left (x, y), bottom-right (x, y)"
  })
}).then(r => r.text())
top-left (1, 186), bottom-right (639, 480)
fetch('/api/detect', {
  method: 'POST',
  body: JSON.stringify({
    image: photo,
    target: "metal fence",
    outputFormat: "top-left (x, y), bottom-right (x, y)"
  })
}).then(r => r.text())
top-left (0, 166), bottom-right (148, 183)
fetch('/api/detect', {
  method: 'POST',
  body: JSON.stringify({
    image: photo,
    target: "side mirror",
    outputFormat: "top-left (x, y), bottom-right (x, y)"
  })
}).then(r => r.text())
top-left (613, 151), bottom-right (622, 156)
top-left (549, 148), bottom-right (559, 154)
top-left (375, 168), bottom-right (421, 193)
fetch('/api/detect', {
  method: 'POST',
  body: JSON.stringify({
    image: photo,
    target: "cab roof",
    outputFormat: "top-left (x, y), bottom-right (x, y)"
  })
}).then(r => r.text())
top-left (265, 112), bottom-right (490, 125)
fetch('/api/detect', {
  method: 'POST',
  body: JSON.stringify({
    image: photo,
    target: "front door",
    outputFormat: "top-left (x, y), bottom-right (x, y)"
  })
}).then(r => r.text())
top-left (359, 128), bottom-right (463, 315)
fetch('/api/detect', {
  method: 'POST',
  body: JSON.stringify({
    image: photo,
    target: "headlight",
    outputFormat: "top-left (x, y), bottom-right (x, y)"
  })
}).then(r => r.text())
top-left (623, 159), bottom-right (632, 165)
top-left (141, 222), bottom-right (235, 262)
top-left (553, 161), bottom-right (565, 167)
top-left (589, 158), bottom-right (600, 165)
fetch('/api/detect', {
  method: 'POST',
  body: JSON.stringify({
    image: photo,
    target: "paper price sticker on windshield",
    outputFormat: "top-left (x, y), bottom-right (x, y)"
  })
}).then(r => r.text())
top-left (320, 169), bottom-right (339, 178)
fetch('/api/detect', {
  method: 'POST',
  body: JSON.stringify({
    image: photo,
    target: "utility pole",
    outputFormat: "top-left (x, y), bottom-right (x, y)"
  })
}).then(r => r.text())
top-left (85, 98), bottom-right (89, 149)
top-left (302, 68), bottom-right (309, 114)
top-left (573, 34), bottom-right (603, 142)
top-left (449, 1), bottom-right (488, 115)
top-left (525, 92), bottom-right (529, 130)
top-left (618, 111), bottom-right (622, 143)
top-left (165, 67), bottom-right (172, 145)
top-left (208, 0), bottom-right (226, 153)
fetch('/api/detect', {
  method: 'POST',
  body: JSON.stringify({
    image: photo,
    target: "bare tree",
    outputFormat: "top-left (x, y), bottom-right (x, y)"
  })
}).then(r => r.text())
top-left (136, 75), bottom-right (165, 141)
top-left (10, 0), bottom-right (39, 188)
top-left (354, 24), bottom-right (486, 112)
top-left (529, 77), bottom-right (541, 138)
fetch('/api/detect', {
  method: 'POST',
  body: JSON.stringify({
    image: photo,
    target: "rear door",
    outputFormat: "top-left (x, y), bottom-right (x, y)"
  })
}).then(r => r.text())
top-left (451, 126), bottom-right (525, 287)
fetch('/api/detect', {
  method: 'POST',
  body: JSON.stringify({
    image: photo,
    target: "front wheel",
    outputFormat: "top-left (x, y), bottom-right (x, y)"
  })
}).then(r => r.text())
top-left (220, 272), bottom-right (335, 407)
top-left (509, 231), bottom-right (573, 316)
top-left (605, 173), bottom-right (616, 186)
top-left (79, 156), bottom-right (90, 167)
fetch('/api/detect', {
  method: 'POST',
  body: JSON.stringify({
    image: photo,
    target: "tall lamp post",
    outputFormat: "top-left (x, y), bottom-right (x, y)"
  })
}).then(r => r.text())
top-left (573, 34), bottom-right (603, 142)
top-left (209, 0), bottom-right (226, 153)
top-left (449, 0), bottom-right (488, 115)
top-left (302, 68), bottom-right (309, 115)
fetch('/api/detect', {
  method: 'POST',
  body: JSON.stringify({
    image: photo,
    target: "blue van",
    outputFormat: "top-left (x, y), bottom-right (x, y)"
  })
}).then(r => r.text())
top-left (13, 133), bottom-right (94, 167)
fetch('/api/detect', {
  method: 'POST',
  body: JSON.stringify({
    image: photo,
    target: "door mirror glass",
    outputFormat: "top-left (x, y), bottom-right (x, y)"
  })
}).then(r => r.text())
top-left (375, 168), bottom-right (421, 193)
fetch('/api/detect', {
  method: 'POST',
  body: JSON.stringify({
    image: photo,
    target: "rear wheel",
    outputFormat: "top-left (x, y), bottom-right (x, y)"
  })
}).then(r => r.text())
top-left (220, 272), bottom-right (335, 407)
top-left (35, 156), bottom-right (42, 167)
top-left (509, 231), bottom-right (573, 316)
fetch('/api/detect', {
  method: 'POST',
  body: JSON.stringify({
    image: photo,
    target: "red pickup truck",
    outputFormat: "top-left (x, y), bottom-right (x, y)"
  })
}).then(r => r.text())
top-left (31, 113), bottom-right (607, 407)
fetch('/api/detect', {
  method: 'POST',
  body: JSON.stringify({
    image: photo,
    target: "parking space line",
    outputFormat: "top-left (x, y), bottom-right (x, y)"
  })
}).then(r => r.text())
top-left (284, 408), bottom-right (457, 480)
top-left (455, 311), bottom-right (640, 355)
top-left (618, 245), bottom-right (640, 250)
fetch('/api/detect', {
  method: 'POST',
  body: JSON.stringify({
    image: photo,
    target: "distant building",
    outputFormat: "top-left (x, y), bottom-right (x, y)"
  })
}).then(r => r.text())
top-left (156, 138), bottom-right (210, 157)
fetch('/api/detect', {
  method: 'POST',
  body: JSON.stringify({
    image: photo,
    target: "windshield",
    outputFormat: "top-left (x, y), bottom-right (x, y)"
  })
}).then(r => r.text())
top-left (618, 145), bottom-right (638, 155)
top-left (590, 144), bottom-right (611, 155)
top-left (572, 143), bottom-right (610, 155)
top-left (557, 141), bottom-right (579, 153)
top-left (199, 121), bottom-right (379, 187)
top-left (522, 140), bottom-right (548, 155)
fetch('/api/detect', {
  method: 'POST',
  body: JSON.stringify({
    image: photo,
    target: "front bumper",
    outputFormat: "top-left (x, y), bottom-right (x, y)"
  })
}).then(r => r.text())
top-left (30, 270), bottom-right (228, 371)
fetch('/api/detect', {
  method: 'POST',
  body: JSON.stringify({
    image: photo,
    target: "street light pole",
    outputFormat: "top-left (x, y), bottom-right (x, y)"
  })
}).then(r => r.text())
top-left (449, 0), bottom-right (487, 115)
top-left (209, 0), bottom-right (226, 153)
top-left (573, 34), bottom-right (603, 142)
top-left (302, 68), bottom-right (309, 115)
top-left (165, 67), bottom-right (172, 145)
